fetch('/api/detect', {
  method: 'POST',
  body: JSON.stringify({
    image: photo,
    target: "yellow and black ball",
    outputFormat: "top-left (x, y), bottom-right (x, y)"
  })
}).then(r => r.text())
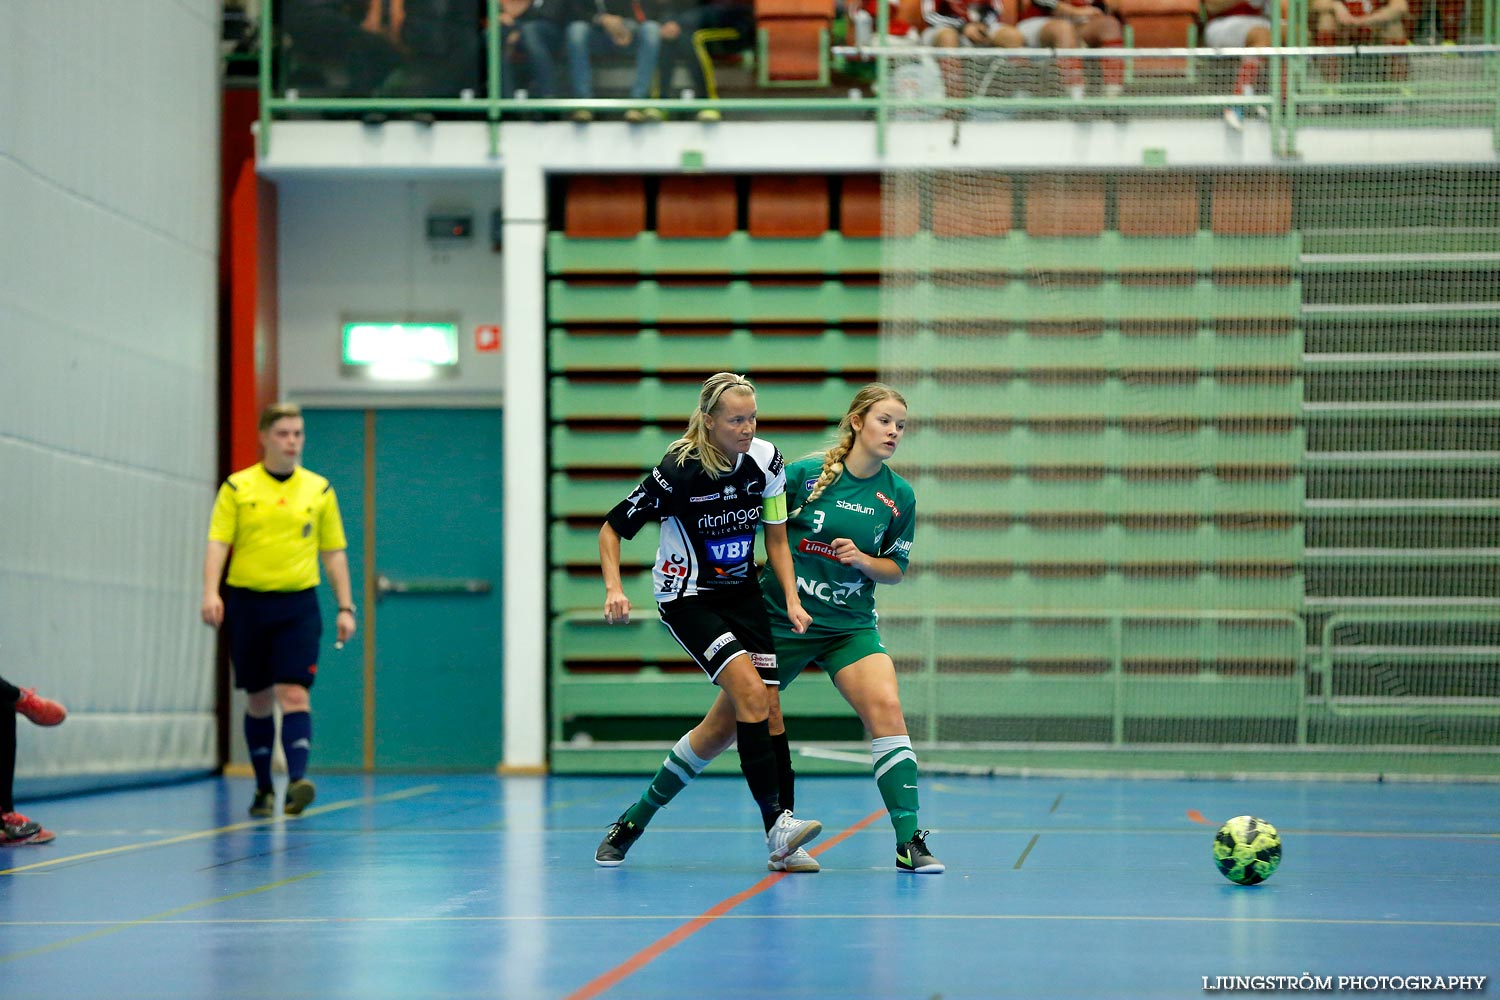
top-left (1214, 815), bottom-right (1282, 885)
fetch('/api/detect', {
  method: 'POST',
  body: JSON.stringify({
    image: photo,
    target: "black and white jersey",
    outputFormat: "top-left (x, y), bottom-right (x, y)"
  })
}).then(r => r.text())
top-left (606, 438), bottom-right (788, 602)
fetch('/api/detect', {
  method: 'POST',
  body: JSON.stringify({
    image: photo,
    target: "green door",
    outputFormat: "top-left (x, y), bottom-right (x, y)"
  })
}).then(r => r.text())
top-left (303, 408), bottom-right (504, 770)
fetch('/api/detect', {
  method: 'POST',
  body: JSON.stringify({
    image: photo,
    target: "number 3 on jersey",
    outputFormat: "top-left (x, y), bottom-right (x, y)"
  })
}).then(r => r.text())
top-left (810, 510), bottom-right (825, 534)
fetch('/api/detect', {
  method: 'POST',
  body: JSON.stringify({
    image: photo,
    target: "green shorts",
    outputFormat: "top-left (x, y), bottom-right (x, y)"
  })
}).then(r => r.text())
top-left (774, 627), bottom-right (888, 689)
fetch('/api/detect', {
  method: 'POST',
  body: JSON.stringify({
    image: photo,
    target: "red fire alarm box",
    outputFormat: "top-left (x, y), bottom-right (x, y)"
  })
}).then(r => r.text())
top-left (474, 325), bottom-right (502, 352)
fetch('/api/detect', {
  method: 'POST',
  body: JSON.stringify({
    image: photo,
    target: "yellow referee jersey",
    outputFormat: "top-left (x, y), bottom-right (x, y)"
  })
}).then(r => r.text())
top-left (208, 464), bottom-right (349, 592)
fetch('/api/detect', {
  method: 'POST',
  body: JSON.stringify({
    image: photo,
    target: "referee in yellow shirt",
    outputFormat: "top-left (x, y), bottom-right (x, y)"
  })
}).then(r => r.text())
top-left (201, 402), bottom-right (356, 818)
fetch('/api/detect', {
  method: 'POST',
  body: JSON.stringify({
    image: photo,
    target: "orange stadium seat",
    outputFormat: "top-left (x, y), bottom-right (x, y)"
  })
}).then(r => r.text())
top-left (1112, 0), bottom-right (1201, 77)
top-left (749, 175), bottom-right (830, 237)
top-left (841, 175), bottom-right (921, 238)
top-left (564, 176), bottom-right (646, 238)
top-left (1024, 176), bottom-right (1106, 237)
top-left (1117, 174), bottom-right (1199, 236)
top-left (657, 176), bottom-right (738, 238)
top-left (1211, 174), bottom-right (1292, 235)
top-left (755, 0), bottom-right (836, 84)
top-left (932, 173), bottom-right (1013, 237)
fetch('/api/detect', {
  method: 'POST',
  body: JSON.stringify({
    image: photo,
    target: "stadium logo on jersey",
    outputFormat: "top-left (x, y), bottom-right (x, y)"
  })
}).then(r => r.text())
top-left (836, 500), bottom-right (877, 516)
top-left (875, 491), bottom-right (901, 517)
top-left (723, 485), bottom-right (738, 500)
top-left (698, 508), bottom-right (758, 530)
top-left (708, 535), bottom-right (754, 564)
top-left (651, 468), bottom-right (674, 493)
top-left (798, 538), bottom-right (840, 561)
top-left (689, 493), bottom-right (721, 503)
top-left (796, 576), bottom-right (867, 605)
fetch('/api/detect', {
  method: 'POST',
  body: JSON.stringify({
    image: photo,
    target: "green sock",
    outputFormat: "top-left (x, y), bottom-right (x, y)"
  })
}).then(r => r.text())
top-left (624, 732), bottom-right (714, 829)
top-left (871, 735), bottom-right (921, 844)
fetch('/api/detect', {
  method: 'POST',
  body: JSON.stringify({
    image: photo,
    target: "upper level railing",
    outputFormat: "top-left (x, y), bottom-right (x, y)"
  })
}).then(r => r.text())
top-left (248, 0), bottom-right (1500, 158)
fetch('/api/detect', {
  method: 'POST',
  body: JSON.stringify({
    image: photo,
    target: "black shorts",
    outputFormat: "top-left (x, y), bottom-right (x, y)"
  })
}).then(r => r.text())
top-left (224, 586), bottom-right (322, 692)
top-left (658, 588), bottom-right (778, 686)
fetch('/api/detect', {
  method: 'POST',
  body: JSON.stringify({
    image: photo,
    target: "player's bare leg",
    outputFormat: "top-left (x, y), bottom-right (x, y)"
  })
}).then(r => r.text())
top-left (833, 654), bottom-right (945, 873)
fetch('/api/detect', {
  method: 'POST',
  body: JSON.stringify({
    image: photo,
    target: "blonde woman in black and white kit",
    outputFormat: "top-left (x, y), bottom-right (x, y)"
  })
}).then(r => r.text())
top-left (594, 373), bottom-right (821, 867)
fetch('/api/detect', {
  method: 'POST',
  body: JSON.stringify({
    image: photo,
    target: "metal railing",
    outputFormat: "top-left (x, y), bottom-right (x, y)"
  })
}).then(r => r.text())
top-left (1315, 608), bottom-right (1500, 717)
top-left (550, 607), bottom-right (1308, 747)
top-left (252, 0), bottom-right (1500, 158)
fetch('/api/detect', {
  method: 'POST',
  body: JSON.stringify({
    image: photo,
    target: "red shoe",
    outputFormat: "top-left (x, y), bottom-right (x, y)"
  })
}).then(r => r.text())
top-left (1, 812), bottom-right (55, 846)
top-left (14, 688), bottom-right (66, 726)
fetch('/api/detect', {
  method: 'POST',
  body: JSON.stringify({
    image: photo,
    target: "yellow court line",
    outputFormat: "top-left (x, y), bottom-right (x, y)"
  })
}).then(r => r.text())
top-left (0, 784), bottom-right (440, 876)
top-left (0, 872), bottom-right (320, 965)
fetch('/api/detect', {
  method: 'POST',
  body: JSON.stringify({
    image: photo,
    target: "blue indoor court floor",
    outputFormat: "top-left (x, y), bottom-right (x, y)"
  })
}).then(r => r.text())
top-left (1, 772), bottom-right (1495, 1000)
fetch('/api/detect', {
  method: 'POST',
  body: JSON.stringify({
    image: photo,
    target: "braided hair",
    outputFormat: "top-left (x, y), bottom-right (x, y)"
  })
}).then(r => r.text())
top-left (666, 372), bottom-right (757, 479)
top-left (793, 383), bottom-right (908, 516)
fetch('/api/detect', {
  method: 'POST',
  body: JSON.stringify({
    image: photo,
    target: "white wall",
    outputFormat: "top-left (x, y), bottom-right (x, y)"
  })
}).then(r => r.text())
top-left (278, 177), bottom-right (506, 404)
top-left (0, 0), bottom-right (221, 782)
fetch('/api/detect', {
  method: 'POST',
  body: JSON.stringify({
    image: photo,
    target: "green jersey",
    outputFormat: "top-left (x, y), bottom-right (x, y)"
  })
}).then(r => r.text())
top-left (760, 456), bottom-right (917, 634)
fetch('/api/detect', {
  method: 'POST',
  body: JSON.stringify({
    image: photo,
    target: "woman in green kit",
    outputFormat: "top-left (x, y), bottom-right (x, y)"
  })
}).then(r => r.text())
top-left (593, 383), bottom-right (943, 875)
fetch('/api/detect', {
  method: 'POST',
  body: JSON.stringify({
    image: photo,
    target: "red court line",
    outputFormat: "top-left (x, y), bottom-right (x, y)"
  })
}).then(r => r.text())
top-left (806, 807), bottom-right (887, 859)
top-left (1187, 809), bottom-right (1213, 826)
top-left (565, 809), bottom-right (886, 1000)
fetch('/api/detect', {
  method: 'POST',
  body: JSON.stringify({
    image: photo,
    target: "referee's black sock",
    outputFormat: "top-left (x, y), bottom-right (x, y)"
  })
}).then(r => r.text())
top-left (771, 730), bottom-right (795, 815)
top-left (736, 719), bottom-right (782, 832)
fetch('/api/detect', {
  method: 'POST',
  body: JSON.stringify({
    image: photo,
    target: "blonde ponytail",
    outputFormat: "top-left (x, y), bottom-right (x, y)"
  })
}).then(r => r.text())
top-left (796, 440), bottom-right (850, 516)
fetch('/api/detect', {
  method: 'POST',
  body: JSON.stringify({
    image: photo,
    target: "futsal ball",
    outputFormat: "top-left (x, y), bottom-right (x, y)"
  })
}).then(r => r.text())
top-left (1213, 815), bottom-right (1282, 885)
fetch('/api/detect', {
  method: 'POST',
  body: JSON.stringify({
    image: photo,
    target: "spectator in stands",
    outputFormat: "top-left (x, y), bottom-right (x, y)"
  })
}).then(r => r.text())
top-left (1, 680), bottom-right (66, 848)
top-left (1410, 0), bottom-right (1462, 42)
top-left (923, 0), bottom-right (1023, 46)
top-left (390, 0), bottom-right (485, 100)
top-left (283, 0), bottom-right (403, 97)
top-left (1203, 0), bottom-right (1274, 128)
top-left (591, 373), bottom-right (820, 871)
top-left (566, 0), bottom-right (667, 121)
top-left (1313, 0), bottom-right (1409, 86)
top-left (1015, 0), bottom-right (1125, 102)
top-left (202, 402), bottom-right (356, 820)
top-left (499, 0), bottom-right (535, 98)
top-left (655, 0), bottom-right (756, 121)
top-left (849, 0), bottom-right (922, 44)
top-left (223, 0), bottom-right (259, 55)
top-left (921, 0), bottom-right (1026, 103)
top-left (517, 0), bottom-right (584, 105)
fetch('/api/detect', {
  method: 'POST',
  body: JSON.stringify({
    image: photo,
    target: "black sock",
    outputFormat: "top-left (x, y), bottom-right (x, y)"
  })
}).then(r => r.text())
top-left (771, 730), bottom-right (795, 815)
top-left (0, 700), bottom-right (15, 813)
top-left (736, 719), bottom-right (781, 831)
